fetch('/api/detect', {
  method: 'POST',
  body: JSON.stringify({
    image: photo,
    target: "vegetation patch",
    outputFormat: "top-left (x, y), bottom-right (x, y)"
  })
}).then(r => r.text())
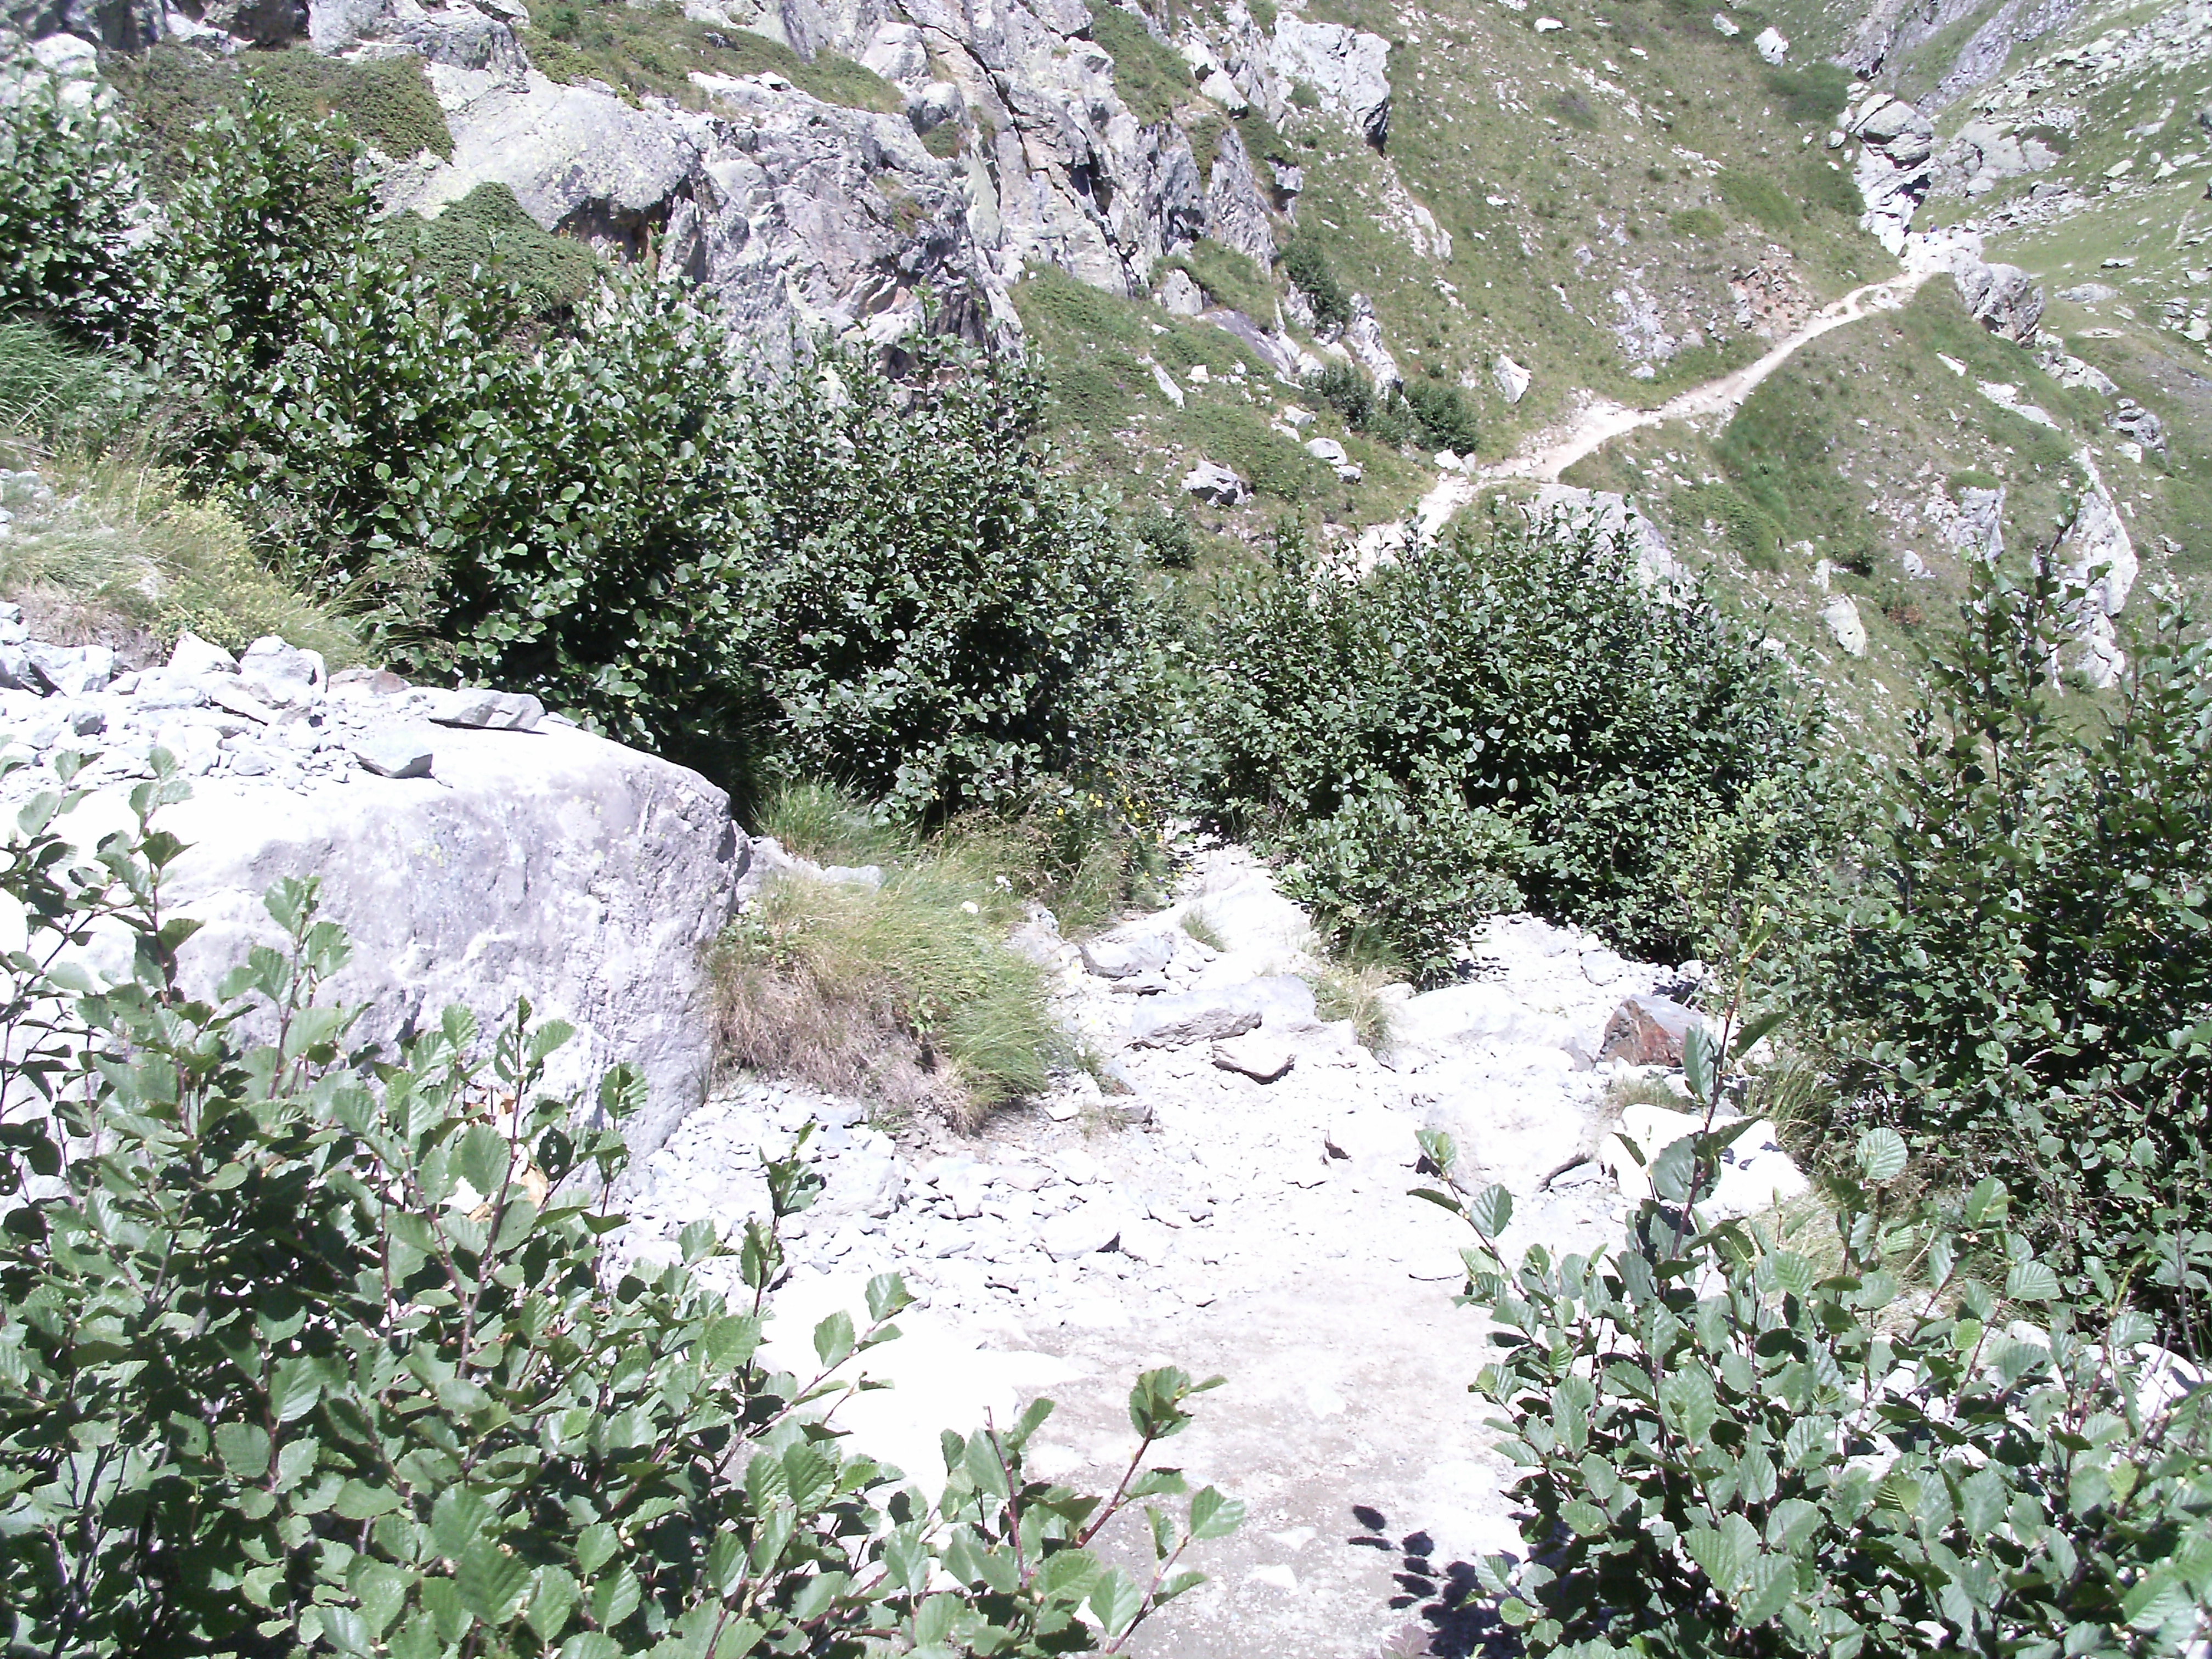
top-left (1161, 238), bottom-right (1275, 318)
top-left (106, 42), bottom-right (453, 173)
top-left (1716, 167), bottom-right (1801, 234)
top-left (522, 5), bottom-right (900, 112)
top-left (1084, 1), bottom-right (1190, 127)
top-left (398, 182), bottom-right (601, 313)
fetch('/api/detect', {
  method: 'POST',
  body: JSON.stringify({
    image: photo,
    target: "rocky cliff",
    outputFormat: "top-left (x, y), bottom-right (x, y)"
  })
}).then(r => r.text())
top-left (149, 0), bottom-right (1393, 360)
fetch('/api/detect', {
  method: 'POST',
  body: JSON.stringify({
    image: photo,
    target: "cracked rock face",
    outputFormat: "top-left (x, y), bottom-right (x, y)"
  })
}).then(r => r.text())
top-left (27, 0), bottom-right (1398, 361)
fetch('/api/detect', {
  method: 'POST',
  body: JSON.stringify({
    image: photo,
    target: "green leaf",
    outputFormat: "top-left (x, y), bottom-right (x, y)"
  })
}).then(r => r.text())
top-left (1854, 1128), bottom-right (1908, 1185)
top-left (215, 1421), bottom-right (272, 1479)
top-left (1466, 1183), bottom-right (1514, 1239)
top-left (334, 1479), bottom-right (400, 1520)
top-left (1088, 1567), bottom-right (1144, 1636)
top-left (458, 1540), bottom-right (532, 1622)
top-left (1188, 1485), bottom-right (1245, 1541)
top-left (2005, 1261), bottom-right (2059, 1301)
top-left (1033, 1548), bottom-right (1102, 1600)
top-left (814, 1311), bottom-right (856, 1370)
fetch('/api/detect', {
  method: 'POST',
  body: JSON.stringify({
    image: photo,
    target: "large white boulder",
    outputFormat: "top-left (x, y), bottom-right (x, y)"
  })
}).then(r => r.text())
top-left (3, 654), bottom-right (746, 1157)
top-left (156, 723), bottom-right (745, 1153)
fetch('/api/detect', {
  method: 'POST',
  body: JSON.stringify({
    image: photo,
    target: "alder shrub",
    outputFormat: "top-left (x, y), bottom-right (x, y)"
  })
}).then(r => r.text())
top-left (0, 78), bottom-right (1158, 820)
top-left (1188, 511), bottom-right (1809, 978)
top-left (0, 759), bottom-right (1238, 1655)
top-left (1802, 565), bottom-right (2212, 1346)
top-left (1418, 1009), bottom-right (2212, 1658)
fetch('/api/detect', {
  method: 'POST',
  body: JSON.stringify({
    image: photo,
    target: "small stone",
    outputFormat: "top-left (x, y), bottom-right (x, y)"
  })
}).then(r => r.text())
top-left (238, 637), bottom-right (326, 710)
top-left (425, 688), bottom-right (544, 732)
top-left (1182, 460), bottom-right (1250, 507)
top-left (1157, 268), bottom-right (1205, 317)
top-left (29, 644), bottom-right (115, 698)
top-left (1752, 24), bottom-right (1787, 61)
top-left (1598, 994), bottom-right (1701, 1066)
top-left (1212, 1032), bottom-right (1294, 1082)
top-left (1711, 10), bottom-right (1739, 35)
top-left (168, 631), bottom-right (238, 678)
top-left (1039, 1203), bottom-right (1125, 1261)
top-left (353, 730), bottom-right (435, 780)
top-left (1822, 594), bottom-right (1868, 657)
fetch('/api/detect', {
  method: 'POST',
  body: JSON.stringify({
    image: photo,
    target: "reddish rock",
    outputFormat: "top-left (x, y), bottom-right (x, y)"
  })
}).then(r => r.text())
top-left (1598, 994), bottom-right (1701, 1066)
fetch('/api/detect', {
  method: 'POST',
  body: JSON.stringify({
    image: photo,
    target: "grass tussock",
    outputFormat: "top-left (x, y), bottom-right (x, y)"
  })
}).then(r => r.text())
top-left (712, 861), bottom-right (1064, 1131)
top-left (717, 780), bottom-right (1167, 1127)
top-left (0, 453), bottom-right (359, 663)
top-left (1312, 960), bottom-right (1398, 1051)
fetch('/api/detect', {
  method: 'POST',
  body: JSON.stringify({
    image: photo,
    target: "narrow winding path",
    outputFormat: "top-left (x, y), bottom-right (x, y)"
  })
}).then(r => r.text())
top-left (1413, 254), bottom-right (1948, 537)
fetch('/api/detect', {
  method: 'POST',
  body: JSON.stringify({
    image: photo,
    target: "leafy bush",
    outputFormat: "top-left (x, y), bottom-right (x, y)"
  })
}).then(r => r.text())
top-left (0, 760), bottom-right (1239, 1654)
top-left (1800, 564), bottom-right (2212, 1344)
top-left (1286, 789), bottom-right (1526, 984)
top-left (1402, 376), bottom-right (1479, 453)
top-left (1189, 513), bottom-right (1808, 972)
top-left (1419, 1018), bottom-right (2212, 1658)
top-left (1304, 364), bottom-right (1475, 456)
top-left (1131, 499), bottom-right (1200, 568)
top-left (1279, 230), bottom-right (1350, 332)
top-left (5, 91), bottom-right (1148, 814)
top-left (0, 81), bottom-right (151, 345)
top-left (736, 347), bottom-right (1161, 817)
top-left (1671, 206), bottom-right (1724, 239)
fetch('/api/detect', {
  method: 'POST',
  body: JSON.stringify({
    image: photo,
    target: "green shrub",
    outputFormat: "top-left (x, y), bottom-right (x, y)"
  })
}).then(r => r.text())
top-left (106, 41), bottom-right (454, 174)
top-left (1402, 376), bottom-right (1478, 453)
top-left (1718, 168), bottom-right (1802, 233)
top-left (0, 80), bottom-right (152, 345)
top-left (736, 345), bottom-right (1163, 815)
top-left (1799, 564), bottom-right (2212, 1344)
top-left (1132, 498), bottom-right (1200, 567)
top-left (40, 94), bottom-right (1150, 815)
top-left (1424, 1092), bottom-right (2212, 1655)
top-left (250, 49), bottom-right (455, 159)
top-left (1279, 230), bottom-right (1351, 332)
top-left (1670, 206), bottom-right (1724, 239)
top-left (1085, 1), bottom-right (1190, 126)
top-left (0, 763), bottom-right (1239, 1656)
top-left (1304, 367), bottom-right (1475, 456)
top-left (1189, 514), bottom-right (1809, 970)
top-left (1285, 790), bottom-right (1526, 983)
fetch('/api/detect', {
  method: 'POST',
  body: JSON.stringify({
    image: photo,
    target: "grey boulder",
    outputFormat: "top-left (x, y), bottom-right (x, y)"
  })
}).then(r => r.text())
top-left (140, 720), bottom-right (748, 1156)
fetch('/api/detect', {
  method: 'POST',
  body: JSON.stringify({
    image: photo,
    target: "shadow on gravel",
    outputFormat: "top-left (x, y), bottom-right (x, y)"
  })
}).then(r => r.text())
top-left (1349, 1505), bottom-right (1515, 1658)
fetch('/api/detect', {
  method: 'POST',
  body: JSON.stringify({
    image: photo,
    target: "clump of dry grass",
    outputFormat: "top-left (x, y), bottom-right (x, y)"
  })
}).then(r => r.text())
top-left (1312, 960), bottom-right (1400, 1051)
top-left (712, 857), bottom-right (1066, 1132)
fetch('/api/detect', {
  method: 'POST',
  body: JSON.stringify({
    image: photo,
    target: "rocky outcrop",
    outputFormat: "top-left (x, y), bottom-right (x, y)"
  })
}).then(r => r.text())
top-left (1841, 87), bottom-right (1936, 255)
top-left (1, 624), bottom-right (747, 1155)
top-left (1268, 12), bottom-right (1389, 147)
top-left (30, 0), bottom-right (1395, 359)
top-left (1953, 256), bottom-right (2045, 342)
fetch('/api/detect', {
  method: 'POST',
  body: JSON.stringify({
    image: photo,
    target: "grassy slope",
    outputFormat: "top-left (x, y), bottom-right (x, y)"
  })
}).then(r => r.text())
top-left (1021, 0), bottom-right (1892, 558)
top-left (1562, 280), bottom-right (2113, 724)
